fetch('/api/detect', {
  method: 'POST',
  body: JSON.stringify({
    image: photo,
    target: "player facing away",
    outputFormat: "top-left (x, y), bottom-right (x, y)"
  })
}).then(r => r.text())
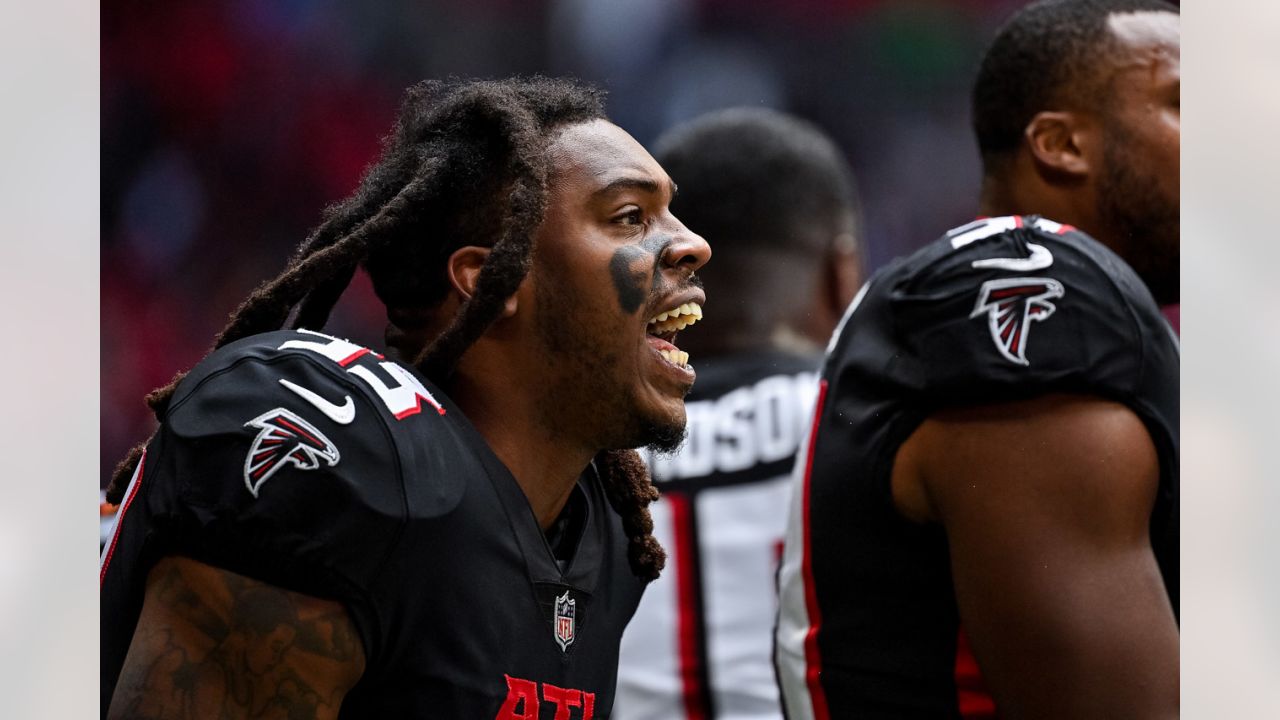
top-left (616, 109), bottom-right (863, 719)
top-left (775, 1), bottom-right (1179, 718)
top-left (100, 77), bottom-right (711, 719)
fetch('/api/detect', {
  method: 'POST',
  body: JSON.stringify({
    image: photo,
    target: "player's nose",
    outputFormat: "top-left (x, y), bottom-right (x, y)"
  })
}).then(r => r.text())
top-left (661, 220), bottom-right (711, 278)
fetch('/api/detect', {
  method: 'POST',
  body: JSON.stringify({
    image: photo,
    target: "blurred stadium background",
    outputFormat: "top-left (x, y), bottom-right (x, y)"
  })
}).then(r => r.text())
top-left (100, 0), bottom-right (1036, 485)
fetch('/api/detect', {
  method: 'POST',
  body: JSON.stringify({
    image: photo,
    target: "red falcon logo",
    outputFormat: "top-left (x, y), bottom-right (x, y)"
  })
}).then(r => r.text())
top-left (969, 277), bottom-right (1065, 366)
top-left (243, 408), bottom-right (340, 497)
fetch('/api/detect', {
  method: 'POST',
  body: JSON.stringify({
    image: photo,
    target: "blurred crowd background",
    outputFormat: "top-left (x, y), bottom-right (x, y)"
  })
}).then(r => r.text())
top-left (104, 0), bottom-right (1056, 483)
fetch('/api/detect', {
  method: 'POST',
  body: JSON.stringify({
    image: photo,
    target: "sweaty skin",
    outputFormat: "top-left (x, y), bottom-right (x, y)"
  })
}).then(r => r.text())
top-left (608, 235), bottom-right (675, 314)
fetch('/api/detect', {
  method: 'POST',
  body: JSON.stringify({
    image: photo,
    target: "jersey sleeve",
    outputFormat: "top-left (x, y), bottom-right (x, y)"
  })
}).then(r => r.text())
top-left (140, 340), bottom-right (407, 649)
top-left (885, 220), bottom-right (1168, 406)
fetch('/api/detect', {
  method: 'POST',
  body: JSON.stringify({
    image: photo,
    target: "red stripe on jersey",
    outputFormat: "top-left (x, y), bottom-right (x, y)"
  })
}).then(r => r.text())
top-left (337, 347), bottom-right (371, 367)
top-left (801, 380), bottom-right (832, 720)
top-left (955, 627), bottom-right (997, 717)
top-left (1013, 215), bottom-right (1024, 228)
top-left (393, 400), bottom-right (446, 420)
top-left (100, 450), bottom-right (146, 586)
top-left (667, 492), bottom-right (706, 720)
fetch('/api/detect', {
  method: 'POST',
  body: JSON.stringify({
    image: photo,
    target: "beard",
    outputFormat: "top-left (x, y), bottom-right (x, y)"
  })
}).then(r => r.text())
top-left (1096, 125), bottom-right (1180, 305)
top-left (636, 415), bottom-right (686, 453)
top-left (531, 275), bottom-right (688, 453)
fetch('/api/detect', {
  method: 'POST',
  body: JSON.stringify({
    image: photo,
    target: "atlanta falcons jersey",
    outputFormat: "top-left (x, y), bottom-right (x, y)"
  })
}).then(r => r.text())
top-left (619, 351), bottom-right (819, 720)
top-left (100, 329), bottom-right (647, 719)
top-left (775, 216), bottom-right (1179, 719)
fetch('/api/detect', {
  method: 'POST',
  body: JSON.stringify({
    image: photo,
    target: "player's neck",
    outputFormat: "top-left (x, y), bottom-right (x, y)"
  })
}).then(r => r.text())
top-left (978, 174), bottom-right (1099, 238)
top-left (449, 364), bottom-right (594, 531)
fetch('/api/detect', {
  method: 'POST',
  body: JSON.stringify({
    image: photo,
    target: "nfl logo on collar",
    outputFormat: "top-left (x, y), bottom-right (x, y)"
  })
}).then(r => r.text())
top-left (554, 591), bottom-right (576, 652)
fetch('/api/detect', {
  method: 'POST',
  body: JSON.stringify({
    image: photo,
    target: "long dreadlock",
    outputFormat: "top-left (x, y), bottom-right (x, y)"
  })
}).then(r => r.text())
top-left (106, 77), bottom-right (665, 581)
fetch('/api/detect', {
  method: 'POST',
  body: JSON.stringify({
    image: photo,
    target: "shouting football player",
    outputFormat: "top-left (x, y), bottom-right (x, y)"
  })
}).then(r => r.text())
top-left (775, 1), bottom-right (1179, 717)
top-left (615, 108), bottom-right (863, 720)
top-left (101, 77), bottom-right (710, 718)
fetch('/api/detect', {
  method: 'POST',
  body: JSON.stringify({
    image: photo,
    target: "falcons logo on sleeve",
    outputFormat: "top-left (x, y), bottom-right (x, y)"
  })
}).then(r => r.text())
top-left (243, 408), bottom-right (340, 497)
top-left (969, 277), bottom-right (1065, 366)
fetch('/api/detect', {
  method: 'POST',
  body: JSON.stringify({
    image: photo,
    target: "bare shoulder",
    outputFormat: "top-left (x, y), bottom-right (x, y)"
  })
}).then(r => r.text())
top-left (107, 556), bottom-right (366, 720)
top-left (892, 393), bottom-right (1159, 528)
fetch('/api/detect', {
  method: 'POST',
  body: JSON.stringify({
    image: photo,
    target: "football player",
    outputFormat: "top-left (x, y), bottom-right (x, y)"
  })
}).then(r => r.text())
top-left (615, 109), bottom-right (863, 719)
top-left (775, 1), bottom-right (1179, 717)
top-left (101, 77), bottom-right (710, 718)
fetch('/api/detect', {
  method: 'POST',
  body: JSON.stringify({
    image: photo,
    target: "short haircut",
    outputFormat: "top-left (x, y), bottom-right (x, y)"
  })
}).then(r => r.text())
top-left (655, 107), bottom-right (859, 259)
top-left (653, 109), bottom-right (860, 338)
top-left (972, 0), bottom-right (1179, 168)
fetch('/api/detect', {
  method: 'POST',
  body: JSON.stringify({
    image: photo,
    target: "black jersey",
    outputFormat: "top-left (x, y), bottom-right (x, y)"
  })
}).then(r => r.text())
top-left (619, 351), bottom-right (819, 719)
top-left (774, 216), bottom-right (1179, 719)
top-left (100, 329), bottom-right (647, 719)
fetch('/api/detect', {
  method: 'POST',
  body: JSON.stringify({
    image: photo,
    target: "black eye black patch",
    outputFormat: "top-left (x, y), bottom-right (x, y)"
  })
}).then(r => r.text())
top-left (609, 246), bottom-right (649, 314)
top-left (608, 235), bottom-right (674, 314)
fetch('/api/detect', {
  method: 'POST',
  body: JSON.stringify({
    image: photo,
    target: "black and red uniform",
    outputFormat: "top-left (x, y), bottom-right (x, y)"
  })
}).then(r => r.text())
top-left (101, 329), bottom-right (646, 719)
top-left (774, 216), bottom-right (1179, 719)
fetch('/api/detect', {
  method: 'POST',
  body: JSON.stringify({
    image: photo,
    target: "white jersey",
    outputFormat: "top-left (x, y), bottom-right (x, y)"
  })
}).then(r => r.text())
top-left (618, 352), bottom-right (820, 720)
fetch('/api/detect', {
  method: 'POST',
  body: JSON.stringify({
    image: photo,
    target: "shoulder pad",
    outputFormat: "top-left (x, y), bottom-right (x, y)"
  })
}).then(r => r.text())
top-left (845, 216), bottom-right (1171, 402)
top-left (150, 330), bottom-right (472, 597)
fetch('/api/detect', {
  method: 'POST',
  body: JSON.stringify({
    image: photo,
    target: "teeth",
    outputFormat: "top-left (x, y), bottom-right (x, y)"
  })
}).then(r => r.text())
top-left (647, 302), bottom-right (704, 334)
top-left (657, 349), bottom-right (691, 368)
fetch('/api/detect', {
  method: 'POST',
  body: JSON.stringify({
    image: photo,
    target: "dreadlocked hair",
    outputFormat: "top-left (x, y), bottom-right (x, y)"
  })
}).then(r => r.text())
top-left (596, 449), bottom-right (666, 581)
top-left (106, 76), bottom-right (668, 580)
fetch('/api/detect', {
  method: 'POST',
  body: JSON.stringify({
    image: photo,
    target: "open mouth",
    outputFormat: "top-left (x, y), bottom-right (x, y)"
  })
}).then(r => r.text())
top-left (645, 301), bottom-right (703, 369)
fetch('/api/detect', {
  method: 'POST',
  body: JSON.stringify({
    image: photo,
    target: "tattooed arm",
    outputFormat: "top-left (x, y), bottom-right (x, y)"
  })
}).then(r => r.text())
top-left (106, 556), bottom-right (366, 720)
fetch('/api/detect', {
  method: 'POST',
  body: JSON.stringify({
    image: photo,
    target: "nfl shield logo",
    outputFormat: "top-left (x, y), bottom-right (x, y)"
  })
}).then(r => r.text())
top-left (554, 591), bottom-right (576, 651)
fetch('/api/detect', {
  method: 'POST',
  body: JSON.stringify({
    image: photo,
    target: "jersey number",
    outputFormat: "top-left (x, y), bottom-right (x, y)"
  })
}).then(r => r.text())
top-left (279, 330), bottom-right (446, 419)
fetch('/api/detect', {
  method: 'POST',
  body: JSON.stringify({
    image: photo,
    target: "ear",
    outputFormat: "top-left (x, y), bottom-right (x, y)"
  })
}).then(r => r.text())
top-left (805, 237), bottom-right (864, 343)
top-left (827, 233), bottom-right (864, 314)
top-left (1024, 111), bottom-right (1093, 178)
top-left (446, 246), bottom-right (519, 318)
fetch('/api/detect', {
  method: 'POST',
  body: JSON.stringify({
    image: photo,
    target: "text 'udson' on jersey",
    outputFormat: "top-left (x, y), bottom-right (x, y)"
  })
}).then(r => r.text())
top-left (638, 371), bottom-right (819, 482)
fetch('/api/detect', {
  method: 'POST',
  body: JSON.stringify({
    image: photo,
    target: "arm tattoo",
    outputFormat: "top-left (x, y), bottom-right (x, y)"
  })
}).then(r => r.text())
top-left (108, 557), bottom-right (365, 720)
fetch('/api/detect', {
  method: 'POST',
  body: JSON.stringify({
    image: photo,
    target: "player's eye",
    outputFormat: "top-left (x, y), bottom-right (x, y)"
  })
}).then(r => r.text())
top-left (614, 207), bottom-right (644, 226)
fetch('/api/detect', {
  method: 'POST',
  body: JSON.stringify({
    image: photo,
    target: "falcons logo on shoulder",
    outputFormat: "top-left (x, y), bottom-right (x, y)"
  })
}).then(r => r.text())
top-left (969, 277), bottom-right (1065, 366)
top-left (243, 408), bottom-right (340, 497)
